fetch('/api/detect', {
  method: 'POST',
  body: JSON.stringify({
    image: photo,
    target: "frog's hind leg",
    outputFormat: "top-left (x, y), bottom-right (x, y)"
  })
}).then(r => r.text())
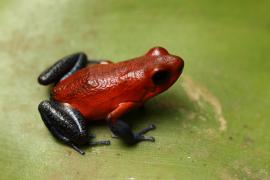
top-left (38, 53), bottom-right (88, 85)
top-left (38, 53), bottom-right (113, 85)
top-left (38, 100), bottom-right (110, 155)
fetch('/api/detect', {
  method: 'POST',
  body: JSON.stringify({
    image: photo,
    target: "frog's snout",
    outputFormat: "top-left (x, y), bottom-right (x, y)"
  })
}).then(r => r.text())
top-left (173, 56), bottom-right (184, 76)
top-left (178, 58), bottom-right (184, 74)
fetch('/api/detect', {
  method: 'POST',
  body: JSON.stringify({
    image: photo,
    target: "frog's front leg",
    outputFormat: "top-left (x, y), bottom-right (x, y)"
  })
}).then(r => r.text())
top-left (107, 102), bottom-right (156, 145)
top-left (38, 100), bottom-right (110, 155)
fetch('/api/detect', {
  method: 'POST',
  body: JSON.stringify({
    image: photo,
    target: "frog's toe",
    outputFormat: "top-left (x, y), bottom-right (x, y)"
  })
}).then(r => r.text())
top-left (89, 140), bottom-right (111, 146)
top-left (138, 124), bottom-right (156, 136)
top-left (134, 134), bottom-right (155, 143)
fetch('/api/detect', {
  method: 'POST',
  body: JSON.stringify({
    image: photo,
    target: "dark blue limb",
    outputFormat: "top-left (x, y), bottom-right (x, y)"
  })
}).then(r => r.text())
top-left (109, 120), bottom-right (156, 145)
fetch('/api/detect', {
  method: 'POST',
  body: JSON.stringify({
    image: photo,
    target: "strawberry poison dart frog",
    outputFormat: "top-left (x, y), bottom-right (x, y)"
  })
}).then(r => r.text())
top-left (38, 47), bottom-right (184, 155)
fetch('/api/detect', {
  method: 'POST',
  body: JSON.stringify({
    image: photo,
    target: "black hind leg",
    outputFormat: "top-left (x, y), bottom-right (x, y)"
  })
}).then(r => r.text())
top-left (38, 100), bottom-right (110, 155)
top-left (38, 52), bottom-right (113, 85)
top-left (38, 53), bottom-right (88, 85)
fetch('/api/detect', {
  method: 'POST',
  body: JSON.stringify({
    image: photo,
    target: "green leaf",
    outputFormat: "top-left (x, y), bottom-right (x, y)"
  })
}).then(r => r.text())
top-left (0, 0), bottom-right (269, 179)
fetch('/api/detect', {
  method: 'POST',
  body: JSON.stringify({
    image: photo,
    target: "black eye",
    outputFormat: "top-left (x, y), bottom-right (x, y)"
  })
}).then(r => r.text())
top-left (152, 70), bottom-right (170, 85)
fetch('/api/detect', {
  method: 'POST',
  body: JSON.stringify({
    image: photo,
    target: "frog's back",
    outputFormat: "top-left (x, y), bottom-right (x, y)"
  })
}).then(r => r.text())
top-left (52, 58), bottom-right (151, 120)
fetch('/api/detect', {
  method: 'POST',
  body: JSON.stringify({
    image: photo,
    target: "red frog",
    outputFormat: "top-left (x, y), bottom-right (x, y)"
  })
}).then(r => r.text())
top-left (38, 47), bottom-right (184, 155)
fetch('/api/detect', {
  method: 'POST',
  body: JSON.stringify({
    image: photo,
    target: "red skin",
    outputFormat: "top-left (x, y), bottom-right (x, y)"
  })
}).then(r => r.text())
top-left (52, 47), bottom-right (184, 122)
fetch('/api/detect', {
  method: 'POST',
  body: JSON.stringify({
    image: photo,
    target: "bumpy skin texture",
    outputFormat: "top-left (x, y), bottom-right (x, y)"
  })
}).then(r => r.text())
top-left (52, 47), bottom-right (184, 121)
top-left (38, 100), bottom-right (89, 145)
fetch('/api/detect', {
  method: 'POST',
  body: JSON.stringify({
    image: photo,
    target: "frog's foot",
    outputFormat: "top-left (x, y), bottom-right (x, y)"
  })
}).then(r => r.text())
top-left (109, 120), bottom-right (156, 145)
top-left (138, 124), bottom-right (156, 136)
top-left (38, 100), bottom-right (110, 155)
top-left (89, 140), bottom-right (111, 146)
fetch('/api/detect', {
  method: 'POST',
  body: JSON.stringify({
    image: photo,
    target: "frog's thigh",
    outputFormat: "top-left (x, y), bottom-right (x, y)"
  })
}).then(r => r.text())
top-left (107, 102), bottom-right (140, 122)
top-left (38, 100), bottom-right (89, 154)
top-left (38, 53), bottom-right (88, 85)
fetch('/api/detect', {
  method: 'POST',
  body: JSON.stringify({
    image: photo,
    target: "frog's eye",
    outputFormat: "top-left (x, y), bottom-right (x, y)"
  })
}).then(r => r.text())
top-left (152, 70), bottom-right (170, 85)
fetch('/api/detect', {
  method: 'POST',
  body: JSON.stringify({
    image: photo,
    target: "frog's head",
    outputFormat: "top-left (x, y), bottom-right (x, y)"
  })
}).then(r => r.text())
top-left (143, 47), bottom-right (184, 100)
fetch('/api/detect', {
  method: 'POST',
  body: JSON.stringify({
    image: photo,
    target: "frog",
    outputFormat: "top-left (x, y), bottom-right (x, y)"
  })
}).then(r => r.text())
top-left (38, 47), bottom-right (184, 155)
